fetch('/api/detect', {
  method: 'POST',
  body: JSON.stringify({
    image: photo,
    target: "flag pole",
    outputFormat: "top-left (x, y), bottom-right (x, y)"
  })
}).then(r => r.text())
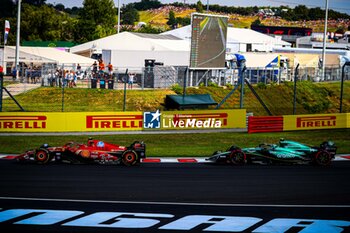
top-left (321, 0), bottom-right (329, 80)
top-left (15, 0), bottom-right (22, 80)
top-left (2, 20), bottom-right (11, 73)
top-left (2, 21), bottom-right (6, 70)
top-left (117, 0), bottom-right (121, 33)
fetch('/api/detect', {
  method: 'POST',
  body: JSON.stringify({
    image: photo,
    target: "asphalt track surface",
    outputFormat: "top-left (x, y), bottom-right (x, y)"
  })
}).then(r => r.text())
top-left (0, 160), bottom-right (350, 232)
top-left (197, 17), bottom-right (226, 68)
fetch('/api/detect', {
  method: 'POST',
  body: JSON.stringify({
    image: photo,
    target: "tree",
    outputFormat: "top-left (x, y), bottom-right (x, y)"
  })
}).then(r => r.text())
top-left (293, 5), bottom-right (309, 20)
top-left (137, 24), bottom-right (164, 34)
top-left (134, 0), bottom-right (162, 10)
top-left (196, 1), bottom-right (204, 13)
top-left (308, 7), bottom-right (324, 20)
top-left (20, 3), bottom-right (76, 41)
top-left (176, 17), bottom-right (190, 26)
top-left (0, 0), bottom-right (15, 18)
top-left (23, 0), bottom-right (46, 6)
top-left (64, 7), bottom-right (81, 16)
top-left (121, 4), bottom-right (140, 25)
top-left (251, 18), bottom-right (262, 26)
top-left (167, 10), bottom-right (177, 29)
top-left (77, 0), bottom-right (117, 42)
top-left (335, 26), bottom-right (345, 34)
top-left (54, 4), bottom-right (65, 12)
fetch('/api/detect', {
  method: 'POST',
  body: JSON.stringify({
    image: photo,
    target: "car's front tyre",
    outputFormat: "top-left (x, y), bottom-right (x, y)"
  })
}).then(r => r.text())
top-left (228, 151), bottom-right (246, 165)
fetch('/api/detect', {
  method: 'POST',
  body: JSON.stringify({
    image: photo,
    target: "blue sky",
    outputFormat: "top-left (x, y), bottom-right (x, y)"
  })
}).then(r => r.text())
top-left (46, 0), bottom-right (350, 14)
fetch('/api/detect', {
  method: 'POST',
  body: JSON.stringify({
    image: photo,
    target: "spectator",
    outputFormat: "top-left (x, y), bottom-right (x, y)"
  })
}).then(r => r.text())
top-left (98, 59), bottom-right (105, 77)
top-left (92, 61), bottom-right (98, 78)
top-left (24, 67), bottom-right (29, 83)
top-left (77, 63), bottom-right (81, 74)
top-left (48, 71), bottom-right (55, 87)
top-left (32, 67), bottom-right (40, 84)
top-left (68, 70), bottom-right (75, 88)
top-left (12, 67), bottom-right (16, 81)
top-left (72, 70), bottom-right (77, 87)
top-left (64, 70), bottom-right (70, 87)
top-left (31, 66), bottom-right (36, 84)
top-left (53, 69), bottom-right (60, 87)
top-left (26, 66), bottom-right (32, 83)
top-left (128, 73), bottom-right (134, 89)
top-left (107, 62), bottom-right (113, 79)
top-left (58, 68), bottom-right (64, 87)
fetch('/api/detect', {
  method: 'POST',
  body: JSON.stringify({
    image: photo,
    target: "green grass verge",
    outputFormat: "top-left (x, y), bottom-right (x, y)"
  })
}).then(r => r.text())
top-left (2, 81), bottom-right (349, 114)
top-left (184, 81), bottom-right (350, 115)
top-left (1, 129), bottom-right (349, 156)
top-left (1, 88), bottom-right (175, 112)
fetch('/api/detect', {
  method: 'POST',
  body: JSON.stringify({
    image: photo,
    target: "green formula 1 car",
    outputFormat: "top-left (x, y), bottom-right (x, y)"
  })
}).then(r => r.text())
top-left (207, 139), bottom-right (337, 166)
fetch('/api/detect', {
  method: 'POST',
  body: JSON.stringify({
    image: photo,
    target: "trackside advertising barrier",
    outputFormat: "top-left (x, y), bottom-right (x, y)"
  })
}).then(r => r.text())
top-left (283, 113), bottom-right (349, 131)
top-left (248, 113), bottom-right (350, 133)
top-left (0, 109), bottom-right (246, 132)
top-left (248, 116), bottom-right (283, 133)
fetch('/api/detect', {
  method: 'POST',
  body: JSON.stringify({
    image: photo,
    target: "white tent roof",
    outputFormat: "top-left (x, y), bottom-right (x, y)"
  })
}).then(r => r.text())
top-left (161, 25), bottom-right (290, 48)
top-left (3, 46), bottom-right (54, 63)
top-left (227, 28), bottom-right (289, 45)
top-left (242, 53), bottom-right (279, 67)
top-left (70, 32), bottom-right (190, 54)
top-left (4, 46), bottom-right (96, 65)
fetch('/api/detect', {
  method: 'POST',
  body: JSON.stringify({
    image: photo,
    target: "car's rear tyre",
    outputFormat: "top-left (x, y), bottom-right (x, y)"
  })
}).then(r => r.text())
top-left (122, 150), bottom-right (138, 166)
top-left (35, 149), bottom-right (51, 164)
top-left (228, 151), bottom-right (246, 165)
top-left (314, 151), bottom-right (332, 166)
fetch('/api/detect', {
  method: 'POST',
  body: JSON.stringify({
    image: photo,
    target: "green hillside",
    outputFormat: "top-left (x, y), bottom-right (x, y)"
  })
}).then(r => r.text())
top-left (138, 7), bottom-right (349, 33)
top-left (183, 81), bottom-right (350, 115)
top-left (2, 81), bottom-right (349, 115)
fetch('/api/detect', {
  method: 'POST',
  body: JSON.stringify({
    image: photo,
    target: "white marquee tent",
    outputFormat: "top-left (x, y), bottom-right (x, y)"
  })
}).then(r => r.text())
top-left (162, 25), bottom-right (291, 53)
top-left (69, 27), bottom-right (291, 70)
top-left (70, 32), bottom-right (190, 70)
top-left (1, 46), bottom-right (96, 66)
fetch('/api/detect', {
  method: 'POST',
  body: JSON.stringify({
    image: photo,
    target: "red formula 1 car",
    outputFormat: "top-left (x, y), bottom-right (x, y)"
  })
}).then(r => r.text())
top-left (16, 138), bottom-right (146, 166)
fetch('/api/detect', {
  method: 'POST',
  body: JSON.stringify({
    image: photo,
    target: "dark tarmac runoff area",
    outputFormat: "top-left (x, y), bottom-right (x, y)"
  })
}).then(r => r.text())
top-left (0, 160), bottom-right (349, 232)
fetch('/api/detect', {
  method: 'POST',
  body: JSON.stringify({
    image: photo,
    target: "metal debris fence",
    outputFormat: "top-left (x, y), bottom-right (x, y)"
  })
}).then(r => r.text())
top-left (1, 64), bottom-right (349, 112)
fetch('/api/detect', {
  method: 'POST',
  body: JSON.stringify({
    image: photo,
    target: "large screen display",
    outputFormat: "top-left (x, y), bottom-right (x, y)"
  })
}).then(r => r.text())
top-left (190, 13), bottom-right (228, 69)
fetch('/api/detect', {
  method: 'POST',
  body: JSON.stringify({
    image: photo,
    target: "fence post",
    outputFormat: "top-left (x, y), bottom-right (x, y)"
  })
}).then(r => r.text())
top-left (293, 64), bottom-right (299, 115)
top-left (123, 69), bottom-right (128, 111)
top-left (61, 79), bottom-right (65, 112)
top-left (340, 61), bottom-right (350, 113)
top-left (278, 67), bottom-right (282, 84)
top-left (0, 72), bottom-right (3, 112)
top-left (183, 67), bottom-right (188, 98)
top-left (239, 63), bottom-right (246, 109)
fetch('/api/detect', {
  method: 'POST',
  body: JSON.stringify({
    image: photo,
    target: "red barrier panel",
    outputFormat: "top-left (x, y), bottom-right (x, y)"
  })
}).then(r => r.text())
top-left (248, 116), bottom-right (284, 133)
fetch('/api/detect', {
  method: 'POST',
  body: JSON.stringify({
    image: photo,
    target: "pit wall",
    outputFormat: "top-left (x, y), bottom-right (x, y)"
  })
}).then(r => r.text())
top-left (0, 109), bottom-right (246, 132)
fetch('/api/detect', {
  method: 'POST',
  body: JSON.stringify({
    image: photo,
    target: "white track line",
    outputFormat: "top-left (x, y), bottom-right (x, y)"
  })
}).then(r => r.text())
top-left (0, 196), bottom-right (349, 208)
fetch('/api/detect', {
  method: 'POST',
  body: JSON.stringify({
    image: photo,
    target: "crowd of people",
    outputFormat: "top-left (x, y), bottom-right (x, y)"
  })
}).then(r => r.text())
top-left (45, 69), bottom-right (73, 87)
top-left (91, 59), bottom-right (114, 80)
top-left (90, 59), bottom-right (135, 89)
top-left (3, 59), bottom-right (138, 89)
top-left (10, 65), bottom-right (42, 84)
